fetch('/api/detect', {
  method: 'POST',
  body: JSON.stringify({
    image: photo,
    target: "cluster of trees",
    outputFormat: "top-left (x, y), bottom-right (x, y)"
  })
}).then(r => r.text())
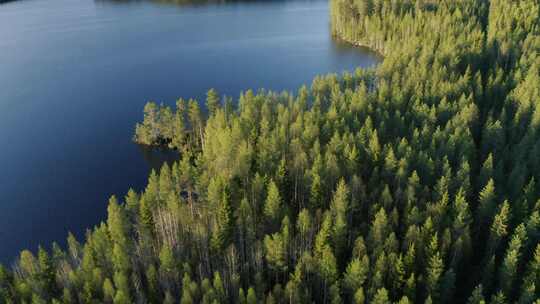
top-left (2, 0), bottom-right (540, 303)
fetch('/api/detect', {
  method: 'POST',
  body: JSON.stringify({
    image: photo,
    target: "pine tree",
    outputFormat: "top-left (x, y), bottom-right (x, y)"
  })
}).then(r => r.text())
top-left (331, 179), bottom-right (349, 260)
top-left (297, 208), bottom-right (312, 253)
top-left (172, 98), bottom-right (187, 150)
top-left (113, 290), bottom-right (130, 304)
top-left (212, 187), bottom-right (235, 252)
top-left (31, 294), bottom-right (47, 304)
top-left (145, 170), bottom-right (160, 204)
top-left (343, 257), bottom-right (369, 295)
top-left (519, 244), bottom-right (539, 304)
top-left (159, 162), bottom-right (173, 200)
top-left (404, 273), bottom-right (416, 303)
top-left (264, 231), bottom-right (287, 277)
top-left (467, 285), bottom-right (485, 304)
top-left (0, 265), bottom-right (13, 302)
top-left (264, 180), bottom-right (282, 227)
top-left (315, 213), bottom-right (332, 258)
top-left (188, 99), bottom-right (204, 149)
top-left (390, 254), bottom-right (406, 297)
top-left (398, 296), bottom-right (411, 304)
top-left (426, 235), bottom-right (443, 302)
top-left (369, 208), bottom-right (390, 257)
top-left (319, 246), bottom-right (338, 303)
top-left (112, 243), bottom-right (130, 274)
top-left (479, 154), bottom-right (494, 190)
top-left (368, 130), bottom-right (381, 162)
top-left (213, 272), bottom-right (226, 303)
top-left (145, 265), bottom-right (160, 303)
top-left (206, 89), bottom-right (220, 117)
top-left (103, 278), bottom-right (115, 303)
top-left (477, 179), bottom-right (496, 225)
top-left (139, 196), bottom-right (154, 231)
top-left (246, 287), bottom-right (257, 304)
top-left (353, 288), bottom-right (365, 304)
top-left (490, 291), bottom-right (506, 304)
top-left (159, 244), bottom-right (176, 278)
top-left (498, 224), bottom-right (526, 297)
top-left (125, 188), bottom-right (139, 214)
top-left (37, 247), bottom-right (56, 298)
top-left (113, 271), bottom-right (130, 303)
top-left (108, 196), bottom-right (132, 275)
top-left (487, 201), bottom-right (510, 254)
top-left (310, 170), bottom-right (323, 210)
top-left (371, 288), bottom-right (389, 304)
top-left (238, 288), bottom-right (246, 304)
top-left (181, 273), bottom-right (195, 304)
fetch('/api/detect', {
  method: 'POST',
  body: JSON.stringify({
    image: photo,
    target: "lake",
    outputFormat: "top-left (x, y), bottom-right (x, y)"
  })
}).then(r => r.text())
top-left (0, 0), bottom-right (379, 264)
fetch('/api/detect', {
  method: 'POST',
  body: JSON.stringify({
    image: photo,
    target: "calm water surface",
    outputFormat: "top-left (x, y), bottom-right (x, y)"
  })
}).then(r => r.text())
top-left (0, 0), bottom-right (379, 263)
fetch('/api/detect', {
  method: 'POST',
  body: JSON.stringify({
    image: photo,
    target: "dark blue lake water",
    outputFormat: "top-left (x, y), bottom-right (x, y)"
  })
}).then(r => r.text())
top-left (0, 0), bottom-right (379, 263)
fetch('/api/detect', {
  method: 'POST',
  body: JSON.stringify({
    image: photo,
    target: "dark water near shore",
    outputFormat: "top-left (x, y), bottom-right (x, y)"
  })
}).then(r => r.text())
top-left (0, 0), bottom-right (379, 263)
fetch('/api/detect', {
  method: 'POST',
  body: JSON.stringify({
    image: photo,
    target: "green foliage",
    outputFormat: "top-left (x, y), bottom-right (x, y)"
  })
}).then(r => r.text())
top-left (343, 257), bottom-right (369, 295)
top-left (206, 88), bottom-right (220, 117)
top-left (211, 186), bottom-right (235, 252)
top-left (372, 288), bottom-right (389, 304)
top-left (103, 278), bottom-right (115, 303)
top-left (264, 180), bottom-right (282, 226)
top-left (4, 0), bottom-right (540, 303)
top-left (246, 287), bottom-right (257, 304)
top-left (264, 219), bottom-right (289, 276)
top-left (113, 290), bottom-right (130, 304)
top-left (159, 244), bottom-right (176, 275)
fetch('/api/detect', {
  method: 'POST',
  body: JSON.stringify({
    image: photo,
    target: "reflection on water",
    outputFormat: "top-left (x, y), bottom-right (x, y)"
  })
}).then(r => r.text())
top-left (137, 145), bottom-right (180, 172)
top-left (331, 39), bottom-right (383, 59)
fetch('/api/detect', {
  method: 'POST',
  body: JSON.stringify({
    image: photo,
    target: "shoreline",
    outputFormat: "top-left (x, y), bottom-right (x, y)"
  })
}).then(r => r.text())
top-left (332, 34), bottom-right (386, 59)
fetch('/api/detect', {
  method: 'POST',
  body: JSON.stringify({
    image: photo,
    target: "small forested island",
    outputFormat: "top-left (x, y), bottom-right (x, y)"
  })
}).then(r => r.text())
top-left (2, 0), bottom-right (540, 303)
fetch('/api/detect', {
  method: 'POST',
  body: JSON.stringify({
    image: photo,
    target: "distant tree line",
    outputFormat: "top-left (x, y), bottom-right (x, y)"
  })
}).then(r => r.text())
top-left (98, 0), bottom-right (253, 6)
top-left (2, 0), bottom-right (540, 303)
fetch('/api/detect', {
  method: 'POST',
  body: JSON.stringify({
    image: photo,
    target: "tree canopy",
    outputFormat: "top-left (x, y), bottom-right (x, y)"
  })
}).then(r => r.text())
top-left (3, 0), bottom-right (540, 303)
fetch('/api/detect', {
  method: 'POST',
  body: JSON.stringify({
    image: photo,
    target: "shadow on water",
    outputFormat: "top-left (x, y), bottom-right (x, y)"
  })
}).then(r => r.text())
top-left (331, 38), bottom-right (383, 61)
top-left (136, 145), bottom-right (180, 172)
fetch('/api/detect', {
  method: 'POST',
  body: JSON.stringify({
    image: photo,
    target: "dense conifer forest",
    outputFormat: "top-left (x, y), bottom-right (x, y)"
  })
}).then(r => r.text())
top-left (2, 0), bottom-right (540, 303)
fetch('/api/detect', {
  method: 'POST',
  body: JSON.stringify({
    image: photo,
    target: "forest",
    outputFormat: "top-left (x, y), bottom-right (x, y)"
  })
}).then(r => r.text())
top-left (2, 0), bottom-right (540, 303)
